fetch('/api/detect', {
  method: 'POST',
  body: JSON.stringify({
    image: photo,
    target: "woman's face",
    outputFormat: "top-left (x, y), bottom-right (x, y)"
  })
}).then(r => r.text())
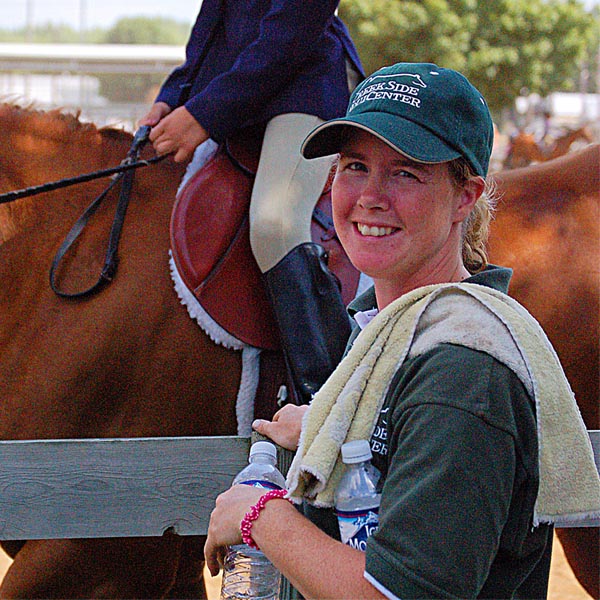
top-left (332, 129), bottom-right (480, 306)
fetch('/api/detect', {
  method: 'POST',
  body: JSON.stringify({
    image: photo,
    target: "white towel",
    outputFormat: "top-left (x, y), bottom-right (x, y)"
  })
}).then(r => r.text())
top-left (286, 283), bottom-right (600, 526)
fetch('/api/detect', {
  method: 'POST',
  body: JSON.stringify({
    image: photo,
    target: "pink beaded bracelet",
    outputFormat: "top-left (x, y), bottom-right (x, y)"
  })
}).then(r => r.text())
top-left (240, 488), bottom-right (290, 550)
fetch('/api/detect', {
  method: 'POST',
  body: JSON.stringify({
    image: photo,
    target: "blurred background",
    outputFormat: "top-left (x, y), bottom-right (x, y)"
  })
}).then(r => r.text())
top-left (0, 0), bottom-right (598, 170)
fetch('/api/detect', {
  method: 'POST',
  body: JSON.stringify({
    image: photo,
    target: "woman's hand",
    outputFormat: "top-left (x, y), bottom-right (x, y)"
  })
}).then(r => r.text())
top-left (204, 485), bottom-right (265, 576)
top-left (252, 404), bottom-right (308, 450)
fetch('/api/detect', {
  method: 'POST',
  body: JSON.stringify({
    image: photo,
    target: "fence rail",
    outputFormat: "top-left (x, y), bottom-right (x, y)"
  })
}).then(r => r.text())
top-left (0, 431), bottom-right (598, 542)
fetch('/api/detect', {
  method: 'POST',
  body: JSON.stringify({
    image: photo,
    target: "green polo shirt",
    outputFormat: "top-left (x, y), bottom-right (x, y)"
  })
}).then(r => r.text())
top-left (311, 266), bottom-right (553, 599)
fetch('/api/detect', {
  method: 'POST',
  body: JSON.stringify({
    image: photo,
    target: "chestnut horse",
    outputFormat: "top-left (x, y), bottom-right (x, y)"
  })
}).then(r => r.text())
top-left (503, 125), bottom-right (594, 169)
top-left (0, 104), bottom-right (246, 598)
top-left (0, 104), bottom-right (597, 597)
top-left (491, 144), bottom-right (599, 599)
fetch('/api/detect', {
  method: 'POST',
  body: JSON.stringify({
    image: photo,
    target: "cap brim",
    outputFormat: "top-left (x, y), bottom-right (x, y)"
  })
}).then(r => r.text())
top-left (301, 113), bottom-right (462, 165)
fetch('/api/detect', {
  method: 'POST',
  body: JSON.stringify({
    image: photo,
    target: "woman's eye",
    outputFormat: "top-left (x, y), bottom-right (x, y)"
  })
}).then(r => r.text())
top-left (396, 169), bottom-right (419, 180)
top-left (346, 161), bottom-right (367, 172)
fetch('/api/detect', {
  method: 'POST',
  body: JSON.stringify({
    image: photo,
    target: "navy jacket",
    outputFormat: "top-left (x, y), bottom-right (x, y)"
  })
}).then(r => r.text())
top-left (155, 0), bottom-right (364, 143)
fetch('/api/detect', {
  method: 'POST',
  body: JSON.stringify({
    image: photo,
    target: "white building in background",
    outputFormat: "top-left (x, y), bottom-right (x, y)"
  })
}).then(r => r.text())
top-left (0, 43), bottom-right (185, 129)
top-left (545, 92), bottom-right (600, 123)
top-left (0, 73), bottom-right (108, 107)
top-left (515, 91), bottom-right (600, 126)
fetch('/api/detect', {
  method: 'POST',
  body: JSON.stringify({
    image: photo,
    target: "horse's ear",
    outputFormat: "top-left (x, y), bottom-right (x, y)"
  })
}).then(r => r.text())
top-left (99, 126), bottom-right (134, 145)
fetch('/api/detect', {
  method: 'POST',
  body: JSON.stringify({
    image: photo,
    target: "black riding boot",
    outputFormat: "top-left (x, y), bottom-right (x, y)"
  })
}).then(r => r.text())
top-left (263, 242), bottom-right (352, 405)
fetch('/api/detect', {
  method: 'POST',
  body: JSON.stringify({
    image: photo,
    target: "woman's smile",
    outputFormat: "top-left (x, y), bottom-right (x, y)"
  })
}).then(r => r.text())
top-left (356, 223), bottom-right (399, 237)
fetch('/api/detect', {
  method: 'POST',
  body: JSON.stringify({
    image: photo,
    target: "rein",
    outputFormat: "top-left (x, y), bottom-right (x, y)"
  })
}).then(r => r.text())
top-left (0, 154), bottom-right (165, 205)
top-left (0, 125), bottom-right (166, 298)
top-left (50, 126), bottom-right (167, 298)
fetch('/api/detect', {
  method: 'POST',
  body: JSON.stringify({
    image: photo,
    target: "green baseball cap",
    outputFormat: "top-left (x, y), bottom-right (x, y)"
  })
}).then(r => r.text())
top-left (302, 62), bottom-right (494, 177)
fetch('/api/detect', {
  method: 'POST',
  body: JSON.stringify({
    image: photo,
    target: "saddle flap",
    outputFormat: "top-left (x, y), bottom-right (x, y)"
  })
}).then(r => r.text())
top-left (170, 146), bottom-right (280, 349)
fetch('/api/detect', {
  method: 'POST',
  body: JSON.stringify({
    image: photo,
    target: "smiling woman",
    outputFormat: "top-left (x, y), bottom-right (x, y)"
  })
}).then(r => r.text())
top-left (204, 62), bottom-right (599, 600)
top-left (331, 133), bottom-right (485, 307)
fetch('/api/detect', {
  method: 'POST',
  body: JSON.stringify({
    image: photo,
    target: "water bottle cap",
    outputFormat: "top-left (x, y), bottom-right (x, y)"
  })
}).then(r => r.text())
top-left (249, 440), bottom-right (277, 461)
top-left (341, 439), bottom-right (372, 464)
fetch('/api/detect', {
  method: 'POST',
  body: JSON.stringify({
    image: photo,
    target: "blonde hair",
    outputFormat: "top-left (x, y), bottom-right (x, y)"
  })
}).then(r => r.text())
top-left (448, 158), bottom-right (497, 274)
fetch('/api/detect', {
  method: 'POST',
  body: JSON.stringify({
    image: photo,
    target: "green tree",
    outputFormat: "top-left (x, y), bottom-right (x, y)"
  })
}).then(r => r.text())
top-left (102, 16), bottom-right (190, 45)
top-left (339, 0), bottom-right (597, 115)
top-left (0, 23), bottom-right (80, 43)
top-left (98, 16), bottom-right (190, 103)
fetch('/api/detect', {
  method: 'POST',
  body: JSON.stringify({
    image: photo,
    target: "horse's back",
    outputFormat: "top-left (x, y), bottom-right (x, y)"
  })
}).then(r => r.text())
top-left (495, 143), bottom-right (599, 202)
top-left (490, 144), bottom-right (599, 429)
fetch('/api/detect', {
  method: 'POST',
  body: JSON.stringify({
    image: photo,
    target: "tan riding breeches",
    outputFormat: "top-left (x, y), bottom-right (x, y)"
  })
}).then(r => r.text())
top-left (250, 61), bottom-right (361, 273)
top-left (249, 113), bottom-right (336, 273)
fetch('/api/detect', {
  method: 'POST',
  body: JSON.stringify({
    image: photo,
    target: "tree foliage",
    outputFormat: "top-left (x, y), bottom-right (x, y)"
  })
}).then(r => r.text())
top-left (98, 17), bottom-right (190, 103)
top-left (339, 0), bottom-right (598, 114)
top-left (102, 16), bottom-right (190, 45)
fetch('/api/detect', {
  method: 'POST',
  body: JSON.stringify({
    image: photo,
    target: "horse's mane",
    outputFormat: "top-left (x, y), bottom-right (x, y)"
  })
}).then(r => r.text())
top-left (0, 100), bottom-right (133, 145)
top-left (0, 101), bottom-right (137, 242)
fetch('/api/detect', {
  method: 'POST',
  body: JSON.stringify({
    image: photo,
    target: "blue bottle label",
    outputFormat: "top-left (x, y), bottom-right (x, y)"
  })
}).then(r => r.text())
top-left (335, 507), bottom-right (379, 551)
top-left (239, 479), bottom-right (282, 490)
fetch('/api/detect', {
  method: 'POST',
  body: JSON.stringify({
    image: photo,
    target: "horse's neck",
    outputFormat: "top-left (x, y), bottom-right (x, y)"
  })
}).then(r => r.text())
top-left (0, 123), bottom-right (123, 241)
top-left (0, 204), bottom-right (21, 243)
top-left (494, 144), bottom-right (600, 207)
top-left (0, 185), bottom-right (91, 244)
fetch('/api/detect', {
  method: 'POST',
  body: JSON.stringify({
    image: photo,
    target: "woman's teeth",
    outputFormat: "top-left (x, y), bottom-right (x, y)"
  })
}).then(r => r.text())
top-left (357, 223), bottom-right (395, 237)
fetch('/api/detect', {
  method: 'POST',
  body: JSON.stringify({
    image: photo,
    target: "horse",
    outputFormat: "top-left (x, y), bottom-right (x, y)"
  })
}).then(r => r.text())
top-left (0, 102), bottom-right (358, 598)
top-left (503, 125), bottom-right (595, 169)
top-left (0, 103), bottom-right (248, 598)
top-left (490, 144), bottom-right (599, 599)
top-left (0, 103), bottom-right (597, 597)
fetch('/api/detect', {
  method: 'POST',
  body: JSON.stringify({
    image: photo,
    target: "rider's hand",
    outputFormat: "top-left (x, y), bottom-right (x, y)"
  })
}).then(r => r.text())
top-left (138, 102), bottom-right (172, 127)
top-left (148, 106), bottom-right (210, 163)
top-left (252, 404), bottom-right (308, 451)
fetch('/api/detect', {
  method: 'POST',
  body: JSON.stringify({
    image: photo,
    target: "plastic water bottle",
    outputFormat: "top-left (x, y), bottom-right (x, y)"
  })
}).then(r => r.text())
top-left (334, 439), bottom-right (381, 552)
top-left (220, 441), bottom-right (286, 600)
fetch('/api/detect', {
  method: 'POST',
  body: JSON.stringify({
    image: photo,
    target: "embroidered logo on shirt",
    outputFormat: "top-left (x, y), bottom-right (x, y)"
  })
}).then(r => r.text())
top-left (371, 406), bottom-right (389, 458)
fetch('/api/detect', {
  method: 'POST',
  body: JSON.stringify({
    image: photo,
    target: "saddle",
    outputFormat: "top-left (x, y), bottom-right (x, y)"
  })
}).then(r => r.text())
top-left (170, 127), bottom-right (359, 351)
top-left (169, 128), bottom-right (360, 417)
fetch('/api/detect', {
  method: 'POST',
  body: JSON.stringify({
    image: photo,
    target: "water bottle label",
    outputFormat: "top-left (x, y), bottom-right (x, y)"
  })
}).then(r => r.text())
top-left (335, 507), bottom-right (379, 551)
top-left (239, 479), bottom-right (282, 490)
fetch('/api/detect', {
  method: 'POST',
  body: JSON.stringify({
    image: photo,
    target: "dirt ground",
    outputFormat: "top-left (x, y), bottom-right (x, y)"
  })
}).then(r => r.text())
top-left (0, 532), bottom-right (592, 599)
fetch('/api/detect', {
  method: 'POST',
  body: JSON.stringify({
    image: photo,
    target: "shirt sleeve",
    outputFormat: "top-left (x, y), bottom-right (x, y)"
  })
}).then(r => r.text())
top-left (184, 0), bottom-right (340, 141)
top-left (365, 345), bottom-right (532, 598)
top-left (154, 10), bottom-right (211, 109)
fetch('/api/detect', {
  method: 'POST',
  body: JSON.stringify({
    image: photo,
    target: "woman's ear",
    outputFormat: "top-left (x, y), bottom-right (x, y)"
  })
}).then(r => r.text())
top-left (455, 176), bottom-right (485, 222)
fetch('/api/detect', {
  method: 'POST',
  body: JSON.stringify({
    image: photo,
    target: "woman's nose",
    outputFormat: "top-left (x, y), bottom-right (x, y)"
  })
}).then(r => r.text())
top-left (358, 174), bottom-right (389, 211)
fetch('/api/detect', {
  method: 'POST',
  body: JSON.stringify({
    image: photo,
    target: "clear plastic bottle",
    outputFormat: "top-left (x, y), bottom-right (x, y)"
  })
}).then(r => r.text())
top-left (334, 439), bottom-right (381, 552)
top-left (220, 441), bottom-right (286, 600)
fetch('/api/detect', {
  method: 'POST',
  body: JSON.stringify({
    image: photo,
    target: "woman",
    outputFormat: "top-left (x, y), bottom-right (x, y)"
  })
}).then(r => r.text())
top-left (204, 62), bottom-right (598, 599)
top-left (139, 0), bottom-right (364, 405)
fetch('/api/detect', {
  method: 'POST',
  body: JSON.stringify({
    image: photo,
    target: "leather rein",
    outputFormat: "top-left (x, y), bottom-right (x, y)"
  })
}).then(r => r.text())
top-left (0, 126), bottom-right (168, 298)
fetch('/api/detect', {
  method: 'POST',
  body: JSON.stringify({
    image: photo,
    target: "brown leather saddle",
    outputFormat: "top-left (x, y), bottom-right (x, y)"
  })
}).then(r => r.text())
top-left (169, 127), bottom-right (359, 352)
